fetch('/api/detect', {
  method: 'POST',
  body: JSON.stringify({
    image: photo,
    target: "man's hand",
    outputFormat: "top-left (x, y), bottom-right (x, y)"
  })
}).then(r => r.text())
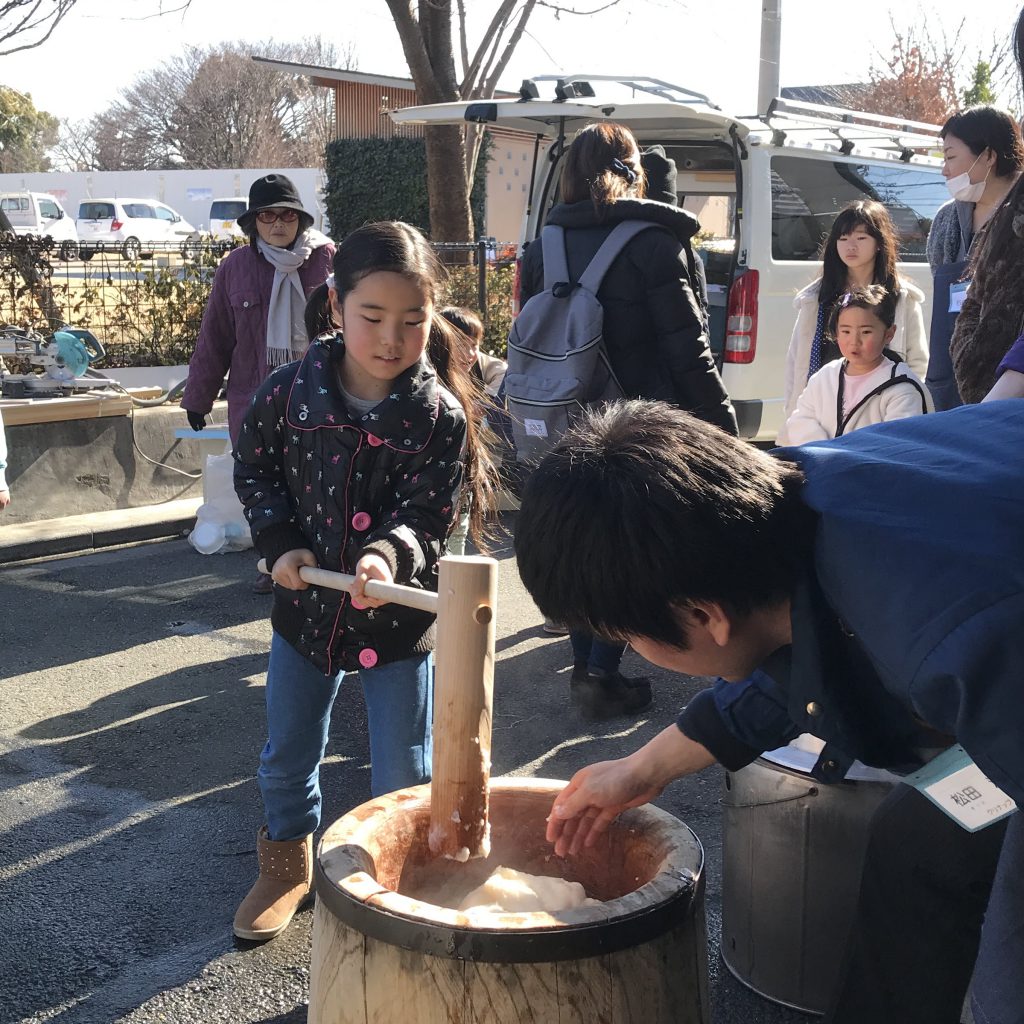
top-left (546, 725), bottom-right (717, 857)
top-left (186, 409), bottom-right (207, 432)
top-left (350, 553), bottom-right (393, 609)
top-left (0, 487), bottom-right (9, 510)
top-left (271, 548), bottom-right (317, 589)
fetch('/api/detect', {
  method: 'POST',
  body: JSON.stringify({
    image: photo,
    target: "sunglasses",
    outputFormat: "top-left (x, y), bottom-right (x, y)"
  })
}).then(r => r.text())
top-left (255, 209), bottom-right (300, 224)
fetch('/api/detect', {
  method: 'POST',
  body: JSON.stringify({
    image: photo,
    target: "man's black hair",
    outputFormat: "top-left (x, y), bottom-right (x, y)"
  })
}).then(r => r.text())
top-left (514, 400), bottom-right (814, 649)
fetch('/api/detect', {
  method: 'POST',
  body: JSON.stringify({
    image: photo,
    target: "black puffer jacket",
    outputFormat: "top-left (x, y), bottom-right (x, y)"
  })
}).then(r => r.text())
top-left (234, 334), bottom-right (466, 676)
top-left (520, 198), bottom-right (738, 435)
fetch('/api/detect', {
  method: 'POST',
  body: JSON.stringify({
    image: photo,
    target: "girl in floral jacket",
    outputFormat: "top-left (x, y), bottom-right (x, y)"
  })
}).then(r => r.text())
top-left (231, 222), bottom-right (493, 943)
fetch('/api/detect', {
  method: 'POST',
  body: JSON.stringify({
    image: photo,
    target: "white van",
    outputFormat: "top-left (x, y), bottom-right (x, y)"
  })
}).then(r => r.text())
top-left (0, 191), bottom-right (79, 259)
top-left (208, 196), bottom-right (248, 242)
top-left (391, 78), bottom-right (947, 441)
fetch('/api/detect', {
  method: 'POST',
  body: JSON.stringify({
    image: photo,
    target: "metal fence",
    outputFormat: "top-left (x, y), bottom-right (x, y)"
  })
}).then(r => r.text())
top-left (0, 234), bottom-right (518, 369)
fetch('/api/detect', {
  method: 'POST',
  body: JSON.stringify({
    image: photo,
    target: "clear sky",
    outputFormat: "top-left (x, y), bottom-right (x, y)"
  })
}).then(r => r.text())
top-left (2, 0), bottom-right (1022, 123)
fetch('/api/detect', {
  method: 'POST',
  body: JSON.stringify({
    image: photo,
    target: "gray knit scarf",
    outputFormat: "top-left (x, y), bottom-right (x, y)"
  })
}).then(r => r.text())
top-left (257, 229), bottom-right (331, 367)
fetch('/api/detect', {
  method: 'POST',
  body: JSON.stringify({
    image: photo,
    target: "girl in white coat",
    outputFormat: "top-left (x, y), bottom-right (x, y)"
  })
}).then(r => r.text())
top-left (783, 285), bottom-right (931, 444)
top-left (777, 200), bottom-right (928, 444)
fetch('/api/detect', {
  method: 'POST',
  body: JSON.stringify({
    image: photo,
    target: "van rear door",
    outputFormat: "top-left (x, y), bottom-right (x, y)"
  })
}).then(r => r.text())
top-left (391, 96), bottom-right (745, 142)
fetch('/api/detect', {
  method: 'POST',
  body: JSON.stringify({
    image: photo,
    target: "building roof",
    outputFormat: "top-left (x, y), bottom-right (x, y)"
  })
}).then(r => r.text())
top-left (251, 57), bottom-right (417, 92)
top-left (252, 56), bottom-right (517, 99)
top-left (781, 83), bottom-right (873, 108)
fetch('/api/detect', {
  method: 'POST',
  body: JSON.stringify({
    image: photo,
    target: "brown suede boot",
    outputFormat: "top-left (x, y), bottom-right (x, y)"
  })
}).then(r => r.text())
top-left (233, 826), bottom-right (314, 941)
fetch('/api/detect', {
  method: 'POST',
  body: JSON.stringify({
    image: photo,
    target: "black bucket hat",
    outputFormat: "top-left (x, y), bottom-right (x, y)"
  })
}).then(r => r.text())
top-left (237, 173), bottom-right (313, 233)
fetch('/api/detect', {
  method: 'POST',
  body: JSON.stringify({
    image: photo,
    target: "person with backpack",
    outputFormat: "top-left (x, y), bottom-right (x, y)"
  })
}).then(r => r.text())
top-left (514, 122), bottom-right (737, 720)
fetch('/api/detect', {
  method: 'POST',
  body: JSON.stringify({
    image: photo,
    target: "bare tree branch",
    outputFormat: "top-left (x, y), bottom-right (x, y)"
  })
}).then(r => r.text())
top-left (479, 0), bottom-right (538, 97)
top-left (121, 1), bottom-right (192, 22)
top-left (459, 0), bottom-right (517, 98)
top-left (537, 0), bottom-right (622, 14)
top-left (0, 0), bottom-right (196, 56)
top-left (456, 0), bottom-right (470, 80)
top-left (0, 0), bottom-right (77, 56)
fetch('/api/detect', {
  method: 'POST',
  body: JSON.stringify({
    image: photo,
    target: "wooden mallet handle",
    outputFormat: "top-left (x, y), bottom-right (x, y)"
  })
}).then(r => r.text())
top-left (255, 558), bottom-right (438, 615)
top-left (428, 555), bottom-right (498, 861)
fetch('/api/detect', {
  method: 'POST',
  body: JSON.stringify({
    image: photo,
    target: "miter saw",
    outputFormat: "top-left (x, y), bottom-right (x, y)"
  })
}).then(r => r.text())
top-left (0, 325), bottom-right (118, 398)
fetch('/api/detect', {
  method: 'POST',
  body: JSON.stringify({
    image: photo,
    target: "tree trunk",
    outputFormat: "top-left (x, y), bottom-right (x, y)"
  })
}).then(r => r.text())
top-left (425, 124), bottom-right (473, 244)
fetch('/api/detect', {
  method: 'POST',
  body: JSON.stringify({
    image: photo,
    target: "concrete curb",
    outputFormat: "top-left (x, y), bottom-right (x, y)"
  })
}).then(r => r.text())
top-left (0, 498), bottom-right (201, 564)
top-left (0, 489), bottom-right (519, 566)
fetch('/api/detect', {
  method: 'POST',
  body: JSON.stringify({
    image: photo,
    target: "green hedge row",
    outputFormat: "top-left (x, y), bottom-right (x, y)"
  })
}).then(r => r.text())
top-left (324, 134), bottom-right (489, 240)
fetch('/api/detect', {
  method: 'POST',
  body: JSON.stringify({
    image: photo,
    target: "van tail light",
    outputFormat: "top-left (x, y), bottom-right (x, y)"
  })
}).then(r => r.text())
top-left (724, 269), bottom-right (759, 364)
top-left (511, 257), bottom-right (522, 317)
top-left (110, 219), bottom-right (123, 231)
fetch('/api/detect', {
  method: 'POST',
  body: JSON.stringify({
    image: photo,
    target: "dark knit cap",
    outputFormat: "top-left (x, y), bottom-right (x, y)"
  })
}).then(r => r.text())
top-left (641, 146), bottom-right (678, 206)
top-left (237, 174), bottom-right (313, 233)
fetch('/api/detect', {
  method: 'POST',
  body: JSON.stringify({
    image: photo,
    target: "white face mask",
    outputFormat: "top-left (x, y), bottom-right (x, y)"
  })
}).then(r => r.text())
top-left (946, 151), bottom-right (990, 203)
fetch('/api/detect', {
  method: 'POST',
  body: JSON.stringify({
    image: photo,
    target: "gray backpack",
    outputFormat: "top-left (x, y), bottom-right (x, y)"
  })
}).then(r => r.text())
top-left (504, 221), bottom-right (658, 464)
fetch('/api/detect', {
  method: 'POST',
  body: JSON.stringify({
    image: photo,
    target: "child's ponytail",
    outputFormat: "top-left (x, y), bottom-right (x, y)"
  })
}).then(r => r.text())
top-left (428, 314), bottom-right (497, 549)
top-left (304, 281), bottom-right (336, 340)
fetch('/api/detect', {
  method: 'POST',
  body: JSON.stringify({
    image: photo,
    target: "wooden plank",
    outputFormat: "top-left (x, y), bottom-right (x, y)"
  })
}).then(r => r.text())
top-left (309, 905), bottom-right (368, 1024)
top-left (363, 938), bottom-right (465, 1024)
top-left (557, 954), bottom-right (613, 1024)
top-left (466, 961), bottom-right (559, 1024)
top-left (608, 916), bottom-right (709, 1023)
top-left (0, 393), bottom-right (132, 425)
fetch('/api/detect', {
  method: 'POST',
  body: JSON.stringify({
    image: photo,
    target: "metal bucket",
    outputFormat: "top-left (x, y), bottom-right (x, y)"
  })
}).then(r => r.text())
top-left (720, 737), bottom-right (896, 1015)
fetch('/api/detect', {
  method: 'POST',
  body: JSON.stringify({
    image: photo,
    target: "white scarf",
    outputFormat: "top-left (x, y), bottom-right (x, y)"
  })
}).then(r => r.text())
top-left (257, 229), bottom-right (332, 367)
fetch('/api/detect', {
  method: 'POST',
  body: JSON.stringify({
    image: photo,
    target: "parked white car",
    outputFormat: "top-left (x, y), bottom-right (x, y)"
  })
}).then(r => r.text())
top-left (76, 198), bottom-right (200, 260)
top-left (208, 196), bottom-right (248, 242)
top-left (0, 191), bottom-right (79, 259)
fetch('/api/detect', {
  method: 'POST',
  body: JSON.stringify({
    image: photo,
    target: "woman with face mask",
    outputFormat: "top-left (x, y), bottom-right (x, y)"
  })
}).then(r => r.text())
top-left (924, 106), bottom-right (1024, 407)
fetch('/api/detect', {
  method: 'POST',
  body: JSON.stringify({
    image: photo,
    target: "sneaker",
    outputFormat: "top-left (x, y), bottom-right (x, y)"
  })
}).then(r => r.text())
top-left (252, 570), bottom-right (274, 595)
top-left (572, 662), bottom-right (652, 699)
top-left (542, 617), bottom-right (570, 635)
top-left (571, 671), bottom-right (653, 720)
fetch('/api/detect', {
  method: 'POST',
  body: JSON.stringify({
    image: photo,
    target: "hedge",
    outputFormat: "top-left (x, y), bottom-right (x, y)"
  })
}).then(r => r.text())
top-left (324, 134), bottom-right (489, 241)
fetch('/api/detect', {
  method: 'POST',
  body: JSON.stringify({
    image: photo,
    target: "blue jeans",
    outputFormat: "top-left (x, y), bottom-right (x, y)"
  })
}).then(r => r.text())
top-left (972, 810), bottom-right (1024, 1024)
top-left (569, 631), bottom-right (625, 676)
top-left (258, 631), bottom-right (433, 841)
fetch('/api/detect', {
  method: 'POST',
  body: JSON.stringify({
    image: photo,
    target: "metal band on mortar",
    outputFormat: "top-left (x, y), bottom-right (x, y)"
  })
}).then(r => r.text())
top-left (313, 859), bottom-right (703, 964)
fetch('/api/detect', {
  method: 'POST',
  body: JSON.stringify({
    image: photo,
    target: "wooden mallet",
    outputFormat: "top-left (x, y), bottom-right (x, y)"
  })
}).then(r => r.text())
top-left (256, 554), bottom-right (498, 860)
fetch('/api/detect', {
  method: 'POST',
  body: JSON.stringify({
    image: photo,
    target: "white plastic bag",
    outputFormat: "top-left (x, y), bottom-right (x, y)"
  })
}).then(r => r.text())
top-left (188, 447), bottom-right (253, 555)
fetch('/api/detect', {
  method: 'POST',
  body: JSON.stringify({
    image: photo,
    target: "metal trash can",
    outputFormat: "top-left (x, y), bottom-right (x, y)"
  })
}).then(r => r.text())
top-left (721, 737), bottom-right (896, 1014)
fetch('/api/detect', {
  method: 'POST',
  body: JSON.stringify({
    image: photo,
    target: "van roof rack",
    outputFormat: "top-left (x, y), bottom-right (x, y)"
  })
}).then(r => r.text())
top-left (522, 75), bottom-right (721, 110)
top-left (762, 97), bottom-right (942, 159)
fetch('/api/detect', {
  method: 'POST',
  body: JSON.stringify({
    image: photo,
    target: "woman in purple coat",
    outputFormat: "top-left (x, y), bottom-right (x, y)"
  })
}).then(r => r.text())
top-left (182, 174), bottom-right (334, 591)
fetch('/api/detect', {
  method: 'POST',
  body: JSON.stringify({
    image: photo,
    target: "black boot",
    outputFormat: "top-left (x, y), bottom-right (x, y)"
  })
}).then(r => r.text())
top-left (570, 664), bottom-right (653, 720)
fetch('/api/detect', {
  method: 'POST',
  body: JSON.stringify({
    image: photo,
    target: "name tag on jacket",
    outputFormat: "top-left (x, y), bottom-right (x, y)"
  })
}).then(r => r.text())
top-left (903, 744), bottom-right (1016, 831)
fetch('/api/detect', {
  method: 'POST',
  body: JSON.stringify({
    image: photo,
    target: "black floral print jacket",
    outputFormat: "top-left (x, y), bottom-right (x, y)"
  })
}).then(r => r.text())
top-left (234, 333), bottom-right (467, 675)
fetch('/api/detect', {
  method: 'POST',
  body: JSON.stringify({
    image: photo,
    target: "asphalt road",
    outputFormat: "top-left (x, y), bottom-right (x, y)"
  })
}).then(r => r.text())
top-left (0, 525), bottom-right (808, 1024)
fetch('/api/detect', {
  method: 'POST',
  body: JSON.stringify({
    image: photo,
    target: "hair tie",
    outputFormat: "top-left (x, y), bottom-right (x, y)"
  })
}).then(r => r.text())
top-left (325, 273), bottom-right (335, 291)
top-left (840, 291), bottom-right (853, 307)
top-left (610, 158), bottom-right (637, 185)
